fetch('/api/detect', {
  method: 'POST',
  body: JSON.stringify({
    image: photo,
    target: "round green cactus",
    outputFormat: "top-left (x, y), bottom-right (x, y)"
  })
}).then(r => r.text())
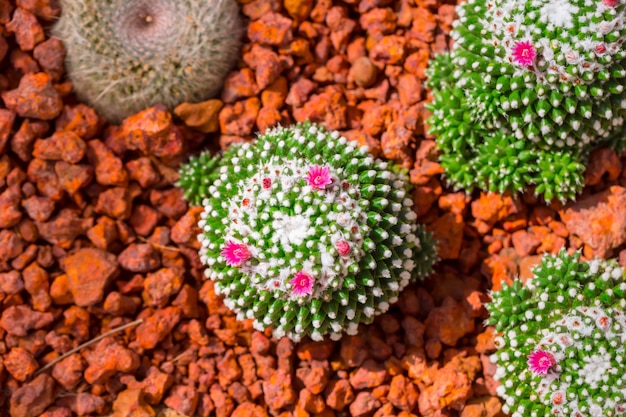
top-left (177, 122), bottom-right (438, 342)
top-left (486, 250), bottom-right (626, 417)
top-left (52, 0), bottom-right (242, 123)
top-left (426, 0), bottom-right (626, 202)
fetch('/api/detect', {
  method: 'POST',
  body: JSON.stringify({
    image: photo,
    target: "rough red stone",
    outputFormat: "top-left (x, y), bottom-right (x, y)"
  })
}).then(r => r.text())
top-left (61, 247), bottom-right (119, 307)
top-left (2, 72), bottom-right (62, 119)
top-left (82, 337), bottom-right (140, 384)
top-left (0, 304), bottom-right (54, 336)
top-left (164, 385), bottom-right (199, 417)
top-left (560, 186), bottom-right (626, 257)
top-left (10, 374), bottom-right (57, 417)
top-left (135, 306), bottom-right (182, 349)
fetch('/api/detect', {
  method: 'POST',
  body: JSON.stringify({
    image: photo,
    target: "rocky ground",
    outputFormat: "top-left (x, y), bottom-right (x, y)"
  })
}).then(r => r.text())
top-left (1, 0), bottom-right (626, 416)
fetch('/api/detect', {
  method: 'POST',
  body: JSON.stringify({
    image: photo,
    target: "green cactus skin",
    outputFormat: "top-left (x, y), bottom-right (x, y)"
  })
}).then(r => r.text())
top-left (486, 250), bottom-right (626, 417)
top-left (52, 0), bottom-right (242, 123)
top-left (426, 0), bottom-right (626, 203)
top-left (177, 122), bottom-right (438, 342)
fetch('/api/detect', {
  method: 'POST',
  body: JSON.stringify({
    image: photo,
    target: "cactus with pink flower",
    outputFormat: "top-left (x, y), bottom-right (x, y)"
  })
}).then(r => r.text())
top-left (426, 0), bottom-right (626, 203)
top-left (486, 250), bottom-right (626, 417)
top-left (177, 122), bottom-right (437, 341)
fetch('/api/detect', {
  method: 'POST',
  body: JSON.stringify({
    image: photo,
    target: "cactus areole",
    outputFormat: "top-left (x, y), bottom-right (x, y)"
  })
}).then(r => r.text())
top-left (487, 250), bottom-right (626, 417)
top-left (177, 123), bottom-right (437, 342)
top-left (53, 0), bottom-right (242, 123)
top-left (426, 0), bottom-right (626, 202)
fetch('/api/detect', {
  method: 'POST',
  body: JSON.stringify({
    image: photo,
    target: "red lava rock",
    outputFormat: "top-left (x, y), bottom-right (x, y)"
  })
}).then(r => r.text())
top-left (0, 187), bottom-right (22, 227)
top-left (128, 204), bottom-right (160, 237)
top-left (82, 336), bottom-right (140, 384)
top-left (0, 304), bottom-right (54, 336)
top-left (349, 359), bottom-right (388, 389)
top-left (61, 247), bottom-right (119, 307)
top-left (171, 206), bottom-right (203, 245)
top-left (135, 306), bottom-right (182, 349)
top-left (111, 389), bottom-right (156, 417)
top-left (4, 346), bottom-right (39, 381)
top-left (325, 379), bottom-right (355, 410)
top-left (10, 374), bottom-right (57, 417)
top-left (248, 12), bottom-right (293, 46)
top-left (118, 243), bottom-right (160, 273)
top-left (219, 97), bottom-right (261, 136)
top-left (33, 131), bottom-right (86, 164)
top-left (2, 72), bottom-right (63, 119)
top-left (142, 267), bottom-right (184, 307)
top-left (560, 185), bottom-right (626, 257)
top-left (36, 208), bottom-right (92, 248)
top-left (460, 396), bottom-right (503, 417)
top-left (33, 37), bottom-right (66, 80)
top-left (0, 270), bottom-right (24, 294)
top-left (57, 393), bottom-right (106, 415)
top-left (6, 7), bottom-right (44, 51)
top-left (293, 85), bottom-right (347, 131)
top-left (221, 68), bottom-right (259, 104)
top-left (0, 109), bottom-right (16, 154)
top-left (217, 349), bottom-right (243, 387)
top-left (27, 158), bottom-right (63, 200)
top-left (51, 353), bottom-right (84, 390)
top-left (164, 385), bottom-right (199, 416)
top-left (419, 363), bottom-right (476, 416)
top-left (585, 147), bottom-right (622, 186)
top-left (95, 186), bottom-right (135, 219)
top-left (511, 229), bottom-right (541, 257)
top-left (286, 77), bottom-right (316, 107)
top-left (174, 99), bottom-right (224, 133)
top-left (471, 192), bottom-right (520, 234)
top-left (243, 44), bottom-right (288, 90)
top-left (125, 157), bottom-right (161, 189)
top-left (299, 387), bottom-right (326, 413)
top-left (86, 139), bottom-right (128, 186)
top-left (388, 374), bottom-right (419, 412)
top-left (86, 215), bottom-right (118, 250)
top-left (427, 212), bottom-right (464, 259)
top-left (150, 187), bottom-right (188, 220)
top-left (263, 371), bottom-right (297, 410)
top-left (23, 261), bottom-right (51, 311)
top-left (425, 297), bottom-right (476, 347)
top-left (232, 402), bottom-right (270, 417)
top-left (54, 161), bottom-right (92, 194)
top-left (349, 391), bottom-right (380, 417)
top-left (55, 104), bottom-right (100, 139)
top-left (0, 229), bottom-right (24, 262)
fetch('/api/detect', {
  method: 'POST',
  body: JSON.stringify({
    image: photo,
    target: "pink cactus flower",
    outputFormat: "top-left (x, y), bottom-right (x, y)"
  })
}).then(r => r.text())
top-left (221, 241), bottom-right (251, 266)
top-left (604, 0), bottom-right (618, 6)
top-left (306, 165), bottom-right (332, 190)
top-left (527, 349), bottom-right (556, 376)
top-left (595, 44), bottom-right (607, 54)
top-left (262, 177), bottom-right (272, 189)
top-left (289, 271), bottom-right (314, 296)
top-left (336, 240), bottom-right (351, 256)
top-left (512, 40), bottom-right (536, 67)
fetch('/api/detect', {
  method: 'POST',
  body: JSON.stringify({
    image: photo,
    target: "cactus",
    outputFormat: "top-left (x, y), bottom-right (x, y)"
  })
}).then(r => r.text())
top-left (486, 250), bottom-right (626, 417)
top-left (426, 0), bottom-right (626, 203)
top-left (52, 0), bottom-right (242, 123)
top-left (177, 122), bottom-right (438, 342)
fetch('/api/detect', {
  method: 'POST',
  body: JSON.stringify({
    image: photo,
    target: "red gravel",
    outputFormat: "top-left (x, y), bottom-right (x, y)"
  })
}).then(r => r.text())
top-left (1, 0), bottom-right (626, 417)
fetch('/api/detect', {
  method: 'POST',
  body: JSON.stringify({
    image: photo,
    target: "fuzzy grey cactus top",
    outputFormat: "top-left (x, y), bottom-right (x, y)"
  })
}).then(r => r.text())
top-left (53, 0), bottom-right (241, 123)
top-left (486, 251), bottom-right (626, 417)
top-left (177, 123), bottom-right (438, 342)
top-left (427, 0), bottom-right (626, 202)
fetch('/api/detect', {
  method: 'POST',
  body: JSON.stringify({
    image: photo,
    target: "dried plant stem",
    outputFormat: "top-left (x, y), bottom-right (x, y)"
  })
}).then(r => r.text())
top-left (35, 319), bottom-right (144, 376)
top-left (137, 235), bottom-right (181, 252)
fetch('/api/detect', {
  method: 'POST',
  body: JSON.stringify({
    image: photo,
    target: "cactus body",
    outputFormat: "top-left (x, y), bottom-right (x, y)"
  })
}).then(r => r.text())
top-left (427, 0), bottom-right (626, 202)
top-left (53, 0), bottom-right (242, 123)
top-left (486, 251), bottom-right (626, 417)
top-left (177, 123), bottom-right (438, 342)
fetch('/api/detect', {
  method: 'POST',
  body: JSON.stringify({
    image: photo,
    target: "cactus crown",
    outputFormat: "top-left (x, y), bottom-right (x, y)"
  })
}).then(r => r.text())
top-left (486, 250), bottom-right (626, 417)
top-left (426, 0), bottom-right (626, 202)
top-left (53, 0), bottom-right (242, 123)
top-left (177, 122), bottom-right (438, 342)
